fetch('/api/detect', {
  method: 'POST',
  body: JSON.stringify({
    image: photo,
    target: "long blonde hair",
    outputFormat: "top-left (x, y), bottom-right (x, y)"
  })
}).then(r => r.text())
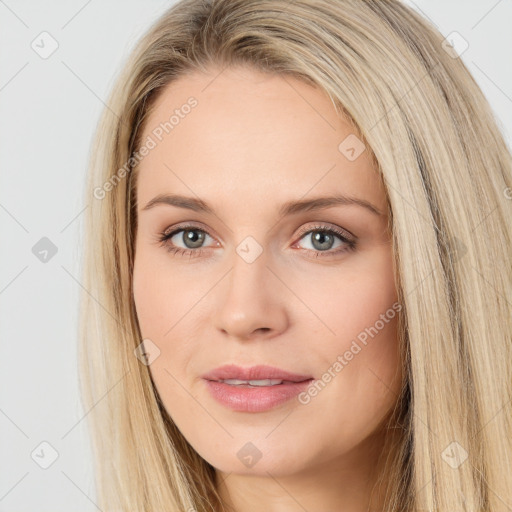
top-left (79, 0), bottom-right (512, 510)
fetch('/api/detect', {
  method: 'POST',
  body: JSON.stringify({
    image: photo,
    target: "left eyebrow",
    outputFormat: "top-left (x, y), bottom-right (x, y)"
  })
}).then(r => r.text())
top-left (140, 193), bottom-right (383, 217)
top-left (278, 195), bottom-right (383, 217)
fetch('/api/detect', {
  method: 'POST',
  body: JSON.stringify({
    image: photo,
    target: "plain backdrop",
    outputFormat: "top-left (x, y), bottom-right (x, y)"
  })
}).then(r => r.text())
top-left (1, 1), bottom-right (511, 510)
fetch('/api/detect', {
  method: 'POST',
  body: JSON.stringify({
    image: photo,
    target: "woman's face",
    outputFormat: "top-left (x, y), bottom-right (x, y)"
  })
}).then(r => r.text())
top-left (133, 66), bottom-right (402, 478)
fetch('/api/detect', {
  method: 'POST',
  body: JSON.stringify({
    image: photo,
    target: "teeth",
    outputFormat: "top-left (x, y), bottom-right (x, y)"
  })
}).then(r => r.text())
top-left (221, 379), bottom-right (284, 386)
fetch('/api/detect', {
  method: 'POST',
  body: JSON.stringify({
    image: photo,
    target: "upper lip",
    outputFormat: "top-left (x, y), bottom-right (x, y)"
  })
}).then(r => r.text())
top-left (202, 364), bottom-right (313, 382)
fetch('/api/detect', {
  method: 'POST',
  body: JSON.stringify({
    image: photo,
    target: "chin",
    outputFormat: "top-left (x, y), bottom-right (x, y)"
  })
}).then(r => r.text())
top-left (194, 436), bottom-right (317, 477)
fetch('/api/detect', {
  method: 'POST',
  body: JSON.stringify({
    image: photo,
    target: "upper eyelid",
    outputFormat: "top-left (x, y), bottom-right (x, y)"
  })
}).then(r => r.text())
top-left (295, 222), bottom-right (355, 240)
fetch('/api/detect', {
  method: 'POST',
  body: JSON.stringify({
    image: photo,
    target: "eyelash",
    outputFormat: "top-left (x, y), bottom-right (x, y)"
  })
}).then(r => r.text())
top-left (156, 223), bottom-right (357, 259)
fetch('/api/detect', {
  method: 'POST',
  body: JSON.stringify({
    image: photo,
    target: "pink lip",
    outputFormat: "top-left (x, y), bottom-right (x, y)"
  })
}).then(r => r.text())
top-left (202, 364), bottom-right (314, 413)
top-left (202, 364), bottom-right (313, 382)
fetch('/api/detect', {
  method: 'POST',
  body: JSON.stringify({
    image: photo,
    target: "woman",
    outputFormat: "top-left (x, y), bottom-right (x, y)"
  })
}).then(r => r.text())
top-left (79, 0), bottom-right (512, 510)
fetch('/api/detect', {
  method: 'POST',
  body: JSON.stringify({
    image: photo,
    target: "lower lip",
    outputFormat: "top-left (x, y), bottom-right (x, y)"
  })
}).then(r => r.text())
top-left (203, 379), bottom-right (313, 412)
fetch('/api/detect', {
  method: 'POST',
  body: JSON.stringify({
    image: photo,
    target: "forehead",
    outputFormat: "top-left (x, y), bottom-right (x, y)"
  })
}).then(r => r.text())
top-left (135, 66), bottom-right (387, 215)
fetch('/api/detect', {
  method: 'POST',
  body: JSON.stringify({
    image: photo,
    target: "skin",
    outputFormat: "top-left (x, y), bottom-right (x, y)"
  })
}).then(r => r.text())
top-left (132, 65), bottom-right (403, 512)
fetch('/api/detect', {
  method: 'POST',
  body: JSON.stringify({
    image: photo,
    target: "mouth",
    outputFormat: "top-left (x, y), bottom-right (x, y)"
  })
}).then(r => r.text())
top-left (201, 364), bottom-right (314, 412)
top-left (201, 363), bottom-right (313, 383)
top-left (215, 378), bottom-right (308, 387)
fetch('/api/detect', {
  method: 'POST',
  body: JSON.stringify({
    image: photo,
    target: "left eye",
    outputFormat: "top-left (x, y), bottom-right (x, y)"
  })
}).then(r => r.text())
top-left (297, 230), bottom-right (344, 252)
top-left (292, 224), bottom-right (357, 256)
top-left (157, 224), bottom-right (357, 258)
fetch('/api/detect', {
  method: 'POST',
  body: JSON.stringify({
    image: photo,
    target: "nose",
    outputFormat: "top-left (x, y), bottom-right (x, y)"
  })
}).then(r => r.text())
top-left (212, 247), bottom-right (289, 341)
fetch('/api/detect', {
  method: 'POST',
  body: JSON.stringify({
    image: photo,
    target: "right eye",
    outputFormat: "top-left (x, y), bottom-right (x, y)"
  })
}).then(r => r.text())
top-left (158, 224), bottom-right (217, 257)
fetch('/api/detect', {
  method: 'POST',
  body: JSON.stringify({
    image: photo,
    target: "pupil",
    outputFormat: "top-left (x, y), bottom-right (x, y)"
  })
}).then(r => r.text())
top-left (312, 231), bottom-right (333, 250)
top-left (184, 230), bottom-right (204, 248)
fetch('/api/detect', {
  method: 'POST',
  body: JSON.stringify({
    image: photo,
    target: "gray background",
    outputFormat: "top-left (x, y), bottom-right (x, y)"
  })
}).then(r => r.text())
top-left (1, 1), bottom-right (511, 510)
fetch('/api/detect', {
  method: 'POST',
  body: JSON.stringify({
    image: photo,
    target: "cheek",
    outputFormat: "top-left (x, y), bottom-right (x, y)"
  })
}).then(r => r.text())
top-left (132, 250), bottom-right (205, 389)
top-left (132, 255), bottom-right (200, 423)
top-left (291, 243), bottom-right (398, 346)
top-left (132, 249), bottom-right (195, 339)
top-left (294, 246), bottom-right (402, 423)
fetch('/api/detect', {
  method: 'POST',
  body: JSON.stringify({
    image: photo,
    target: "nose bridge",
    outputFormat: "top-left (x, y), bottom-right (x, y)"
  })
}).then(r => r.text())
top-left (226, 235), bottom-right (270, 301)
top-left (213, 234), bottom-right (288, 339)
